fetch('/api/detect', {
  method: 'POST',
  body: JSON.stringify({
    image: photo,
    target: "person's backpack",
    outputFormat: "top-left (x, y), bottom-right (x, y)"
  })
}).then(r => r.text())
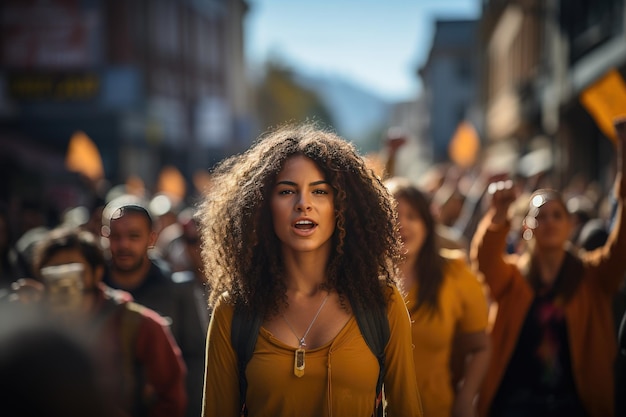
top-left (231, 294), bottom-right (390, 417)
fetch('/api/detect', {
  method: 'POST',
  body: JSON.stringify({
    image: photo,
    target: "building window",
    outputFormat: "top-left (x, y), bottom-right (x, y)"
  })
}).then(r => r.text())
top-left (560, 0), bottom-right (624, 63)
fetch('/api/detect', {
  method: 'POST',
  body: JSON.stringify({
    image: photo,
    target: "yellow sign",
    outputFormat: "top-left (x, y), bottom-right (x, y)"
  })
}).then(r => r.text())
top-left (9, 73), bottom-right (100, 101)
top-left (580, 68), bottom-right (626, 142)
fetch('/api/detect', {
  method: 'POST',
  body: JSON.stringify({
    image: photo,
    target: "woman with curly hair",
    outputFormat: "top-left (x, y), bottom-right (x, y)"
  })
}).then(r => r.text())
top-left (199, 123), bottom-right (423, 417)
top-left (385, 177), bottom-right (490, 417)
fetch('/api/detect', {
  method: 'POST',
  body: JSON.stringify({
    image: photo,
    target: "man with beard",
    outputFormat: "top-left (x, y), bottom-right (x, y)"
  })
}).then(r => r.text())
top-left (32, 227), bottom-right (187, 417)
top-left (103, 204), bottom-right (208, 417)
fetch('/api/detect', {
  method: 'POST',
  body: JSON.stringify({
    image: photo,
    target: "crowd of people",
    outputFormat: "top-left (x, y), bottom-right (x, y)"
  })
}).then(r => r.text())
top-left (0, 119), bottom-right (625, 417)
top-left (0, 191), bottom-right (208, 417)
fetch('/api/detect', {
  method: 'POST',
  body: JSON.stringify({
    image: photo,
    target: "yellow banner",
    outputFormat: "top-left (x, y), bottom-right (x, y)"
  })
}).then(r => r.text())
top-left (580, 68), bottom-right (626, 142)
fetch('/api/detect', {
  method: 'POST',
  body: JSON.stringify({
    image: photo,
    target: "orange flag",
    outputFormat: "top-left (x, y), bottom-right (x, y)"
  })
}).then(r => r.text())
top-left (580, 68), bottom-right (626, 143)
top-left (65, 131), bottom-right (104, 181)
top-left (448, 121), bottom-right (480, 168)
top-left (157, 165), bottom-right (186, 203)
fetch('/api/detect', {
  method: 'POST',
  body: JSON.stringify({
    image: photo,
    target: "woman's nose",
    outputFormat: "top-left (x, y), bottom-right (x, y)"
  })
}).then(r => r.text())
top-left (295, 194), bottom-right (312, 212)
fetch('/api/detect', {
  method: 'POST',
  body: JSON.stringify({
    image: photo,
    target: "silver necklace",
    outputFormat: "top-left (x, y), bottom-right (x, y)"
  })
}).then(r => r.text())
top-left (282, 292), bottom-right (330, 377)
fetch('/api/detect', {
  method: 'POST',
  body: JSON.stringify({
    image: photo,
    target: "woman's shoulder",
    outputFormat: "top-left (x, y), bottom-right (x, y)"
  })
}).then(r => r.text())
top-left (211, 292), bottom-right (237, 322)
top-left (380, 282), bottom-right (410, 318)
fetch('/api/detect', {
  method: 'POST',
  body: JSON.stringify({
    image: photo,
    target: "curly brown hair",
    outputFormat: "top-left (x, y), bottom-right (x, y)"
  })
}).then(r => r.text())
top-left (197, 122), bottom-right (402, 317)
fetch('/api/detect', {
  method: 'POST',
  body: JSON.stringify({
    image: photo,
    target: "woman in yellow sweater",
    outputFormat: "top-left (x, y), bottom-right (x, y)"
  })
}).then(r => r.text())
top-left (198, 123), bottom-right (423, 417)
top-left (386, 177), bottom-right (490, 417)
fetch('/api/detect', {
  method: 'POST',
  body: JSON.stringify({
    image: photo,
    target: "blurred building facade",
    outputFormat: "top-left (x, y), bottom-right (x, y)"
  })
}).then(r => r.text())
top-left (386, 97), bottom-right (432, 180)
top-left (479, 0), bottom-right (625, 189)
top-left (0, 0), bottom-right (252, 211)
top-left (418, 19), bottom-right (480, 163)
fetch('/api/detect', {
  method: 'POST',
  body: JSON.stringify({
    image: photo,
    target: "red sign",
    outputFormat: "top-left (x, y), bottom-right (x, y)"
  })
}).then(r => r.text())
top-left (1, 0), bottom-right (101, 69)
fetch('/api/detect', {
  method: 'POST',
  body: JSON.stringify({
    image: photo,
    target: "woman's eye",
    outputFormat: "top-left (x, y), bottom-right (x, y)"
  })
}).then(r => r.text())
top-left (278, 189), bottom-right (294, 195)
top-left (313, 189), bottom-right (328, 195)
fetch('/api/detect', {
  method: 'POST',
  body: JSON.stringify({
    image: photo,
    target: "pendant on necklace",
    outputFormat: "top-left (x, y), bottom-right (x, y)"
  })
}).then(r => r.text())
top-left (294, 347), bottom-right (305, 378)
top-left (284, 292), bottom-right (330, 379)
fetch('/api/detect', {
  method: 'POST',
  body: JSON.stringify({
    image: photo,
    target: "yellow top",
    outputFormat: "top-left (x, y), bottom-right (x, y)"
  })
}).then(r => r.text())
top-left (203, 285), bottom-right (423, 417)
top-left (406, 254), bottom-right (488, 417)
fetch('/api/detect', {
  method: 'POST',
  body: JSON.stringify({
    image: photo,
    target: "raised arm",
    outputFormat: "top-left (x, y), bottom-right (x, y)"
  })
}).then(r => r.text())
top-left (584, 117), bottom-right (626, 292)
top-left (470, 180), bottom-right (518, 300)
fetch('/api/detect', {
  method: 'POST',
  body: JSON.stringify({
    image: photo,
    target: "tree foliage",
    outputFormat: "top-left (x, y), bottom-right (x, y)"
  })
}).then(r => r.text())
top-left (254, 61), bottom-right (335, 131)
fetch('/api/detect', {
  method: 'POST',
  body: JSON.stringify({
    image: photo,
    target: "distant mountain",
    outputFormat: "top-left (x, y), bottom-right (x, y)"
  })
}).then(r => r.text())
top-left (293, 73), bottom-right (393, 150)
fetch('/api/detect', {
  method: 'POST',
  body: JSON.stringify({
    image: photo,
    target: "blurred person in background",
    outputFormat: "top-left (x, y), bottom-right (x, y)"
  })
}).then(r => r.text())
top-left (0, 318), bottom-right (115, 417)
top-left (31, 227), bottom-right (187, 417)
top-left (2, 198), bottom-right (54, 281)
top-left (83, 197), bottom-right (107, 239)
top-left (564, 186), bottom-right (611, 255)
top-left (170, 207), bottom-right (209, 302)
top-left (170, 208), bottom-right (211, 417)
top-left (383, 132), bottom-right (469, 253)
top-left (574, 217), bottom-right (610, 259)
top-left (386, 176), bottom-right (490, 417)
top-left (102, 204), bottom-right (206, 417)
top-left (566, 194), bottom-right (593, 237)
top-left (160, 207), bottom-right (196, 274)
top-left (430, 169), bottom-right (470, 253)
top-left (149, 193), bottom-right (184, 262)
top-left (10, 225), bottom-right (51, 282)
top-left (469, 118), bottom-right (626, 417)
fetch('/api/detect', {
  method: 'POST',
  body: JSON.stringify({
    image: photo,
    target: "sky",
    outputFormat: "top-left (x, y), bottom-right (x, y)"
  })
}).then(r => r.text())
top-left (244, 0), bottom-right (482, 103)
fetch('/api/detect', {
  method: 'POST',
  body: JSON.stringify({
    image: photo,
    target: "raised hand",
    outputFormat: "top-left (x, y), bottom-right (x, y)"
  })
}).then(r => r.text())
top-left (487, 179), bottom-right (516, 224)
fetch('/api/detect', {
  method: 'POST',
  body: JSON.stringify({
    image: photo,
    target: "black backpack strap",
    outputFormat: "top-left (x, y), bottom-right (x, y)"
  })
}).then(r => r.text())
top-left (350, 296), bottom-right (390, 417)
top-left (231, 304), bottom-right (262, 417)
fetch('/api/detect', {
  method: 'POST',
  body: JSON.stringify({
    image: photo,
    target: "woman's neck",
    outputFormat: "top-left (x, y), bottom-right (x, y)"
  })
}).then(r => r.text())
top-left (282, 253), bottom-right (328, 295)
